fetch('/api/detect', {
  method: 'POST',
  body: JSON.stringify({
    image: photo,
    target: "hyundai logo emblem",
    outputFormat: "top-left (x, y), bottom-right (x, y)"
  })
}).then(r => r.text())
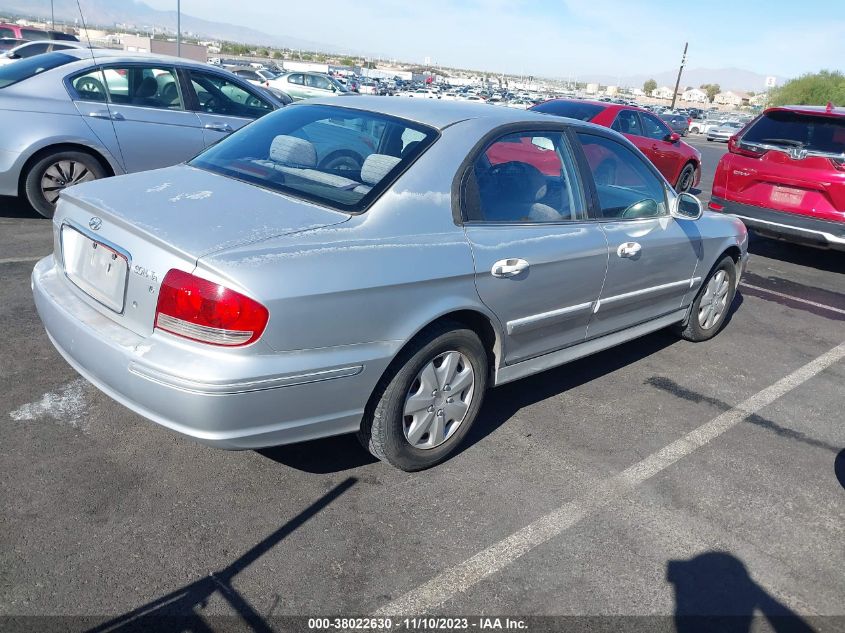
top-left (89, 217), bottom-right (102, 231)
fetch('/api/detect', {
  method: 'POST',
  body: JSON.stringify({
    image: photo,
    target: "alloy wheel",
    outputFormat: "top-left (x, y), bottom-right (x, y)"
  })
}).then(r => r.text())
top-left (698, 269), bottom-right (731, 330)
top-left (40, 160), bottom-right (96, 205)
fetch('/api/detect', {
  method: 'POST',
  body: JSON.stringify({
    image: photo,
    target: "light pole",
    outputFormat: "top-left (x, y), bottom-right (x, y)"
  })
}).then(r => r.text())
top-left (50, 0), bottom-right (55, 29)
top-left (176, 0), bottom-right (181, 57)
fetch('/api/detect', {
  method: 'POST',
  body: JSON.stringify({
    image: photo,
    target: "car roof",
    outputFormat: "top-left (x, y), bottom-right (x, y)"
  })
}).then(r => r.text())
top-left (302, 95), bottom-right (591, 130)
top-left (765, 104), bottom-right (845, 119)
top-left (56, 47), bottom-right (213, 69)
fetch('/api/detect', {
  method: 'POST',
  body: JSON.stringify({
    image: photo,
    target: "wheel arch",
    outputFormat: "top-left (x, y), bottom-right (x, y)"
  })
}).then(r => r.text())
top-left (17, 142), bottom-right (117, 195)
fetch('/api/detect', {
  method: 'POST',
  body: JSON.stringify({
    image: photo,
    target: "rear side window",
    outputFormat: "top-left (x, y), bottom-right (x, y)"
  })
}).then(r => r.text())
top-left (611, 110), bottom-right (643, 136)
top-left (531, 100), bottom-right (604, 121)
top-left (742, 111), bottom-right (845, 154)
top-left (0, 27), bottom-right (15, 38)
top-left (190, 104), bottom-right (437, 213)
top-left (101, 66), bottom-right (183, 110)
top-left (0, 51), bottom-right (72, 89)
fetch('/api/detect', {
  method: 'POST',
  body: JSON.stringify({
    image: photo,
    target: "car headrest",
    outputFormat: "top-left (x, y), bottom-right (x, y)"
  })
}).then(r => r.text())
top-left (135, 76), bottom-right (158, 99)
top-left (491, 161), bottom-right (547, 203)
top-left (360, 153), bottom-right (401, 185)
top-left (160, 81), bottom-right (178, 105)
top-left (269, 135), bottom-right (317, 168)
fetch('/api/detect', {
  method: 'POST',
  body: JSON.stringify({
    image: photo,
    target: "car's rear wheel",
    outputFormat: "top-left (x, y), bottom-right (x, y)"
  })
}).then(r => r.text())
top-left (675, 163), bottom-right (696, 193)
top-left (24, 150), bottom-right (106, 219)
top-left (678, 255), bottom-right (737, 342)
top-left (359, 322), bottom-right (488, 471)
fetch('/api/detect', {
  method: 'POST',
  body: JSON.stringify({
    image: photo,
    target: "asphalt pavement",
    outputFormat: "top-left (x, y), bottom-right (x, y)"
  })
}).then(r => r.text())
top-left (1, 136), bottom-right (843, 632)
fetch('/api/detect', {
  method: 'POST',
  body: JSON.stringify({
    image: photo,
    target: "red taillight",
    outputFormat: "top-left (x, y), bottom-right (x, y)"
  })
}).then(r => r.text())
top-left (728, 135), bottom-right (768, 158)
top-left (708, 200), bottom-right (724, 211)
top-left (154, 269), bottom-right (269, 346)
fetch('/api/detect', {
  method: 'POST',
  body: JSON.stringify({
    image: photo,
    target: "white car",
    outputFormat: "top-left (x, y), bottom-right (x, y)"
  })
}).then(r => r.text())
top-left (0, 40), bottom-right (87, 66)
top-left (231, 67), bottom-right (279, 87)
top-left (404, 88), bottom-right (438, 99)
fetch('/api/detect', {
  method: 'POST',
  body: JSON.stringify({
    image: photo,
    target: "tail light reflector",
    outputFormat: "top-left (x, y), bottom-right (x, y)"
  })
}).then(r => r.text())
top-left (728, 136), bottom-right (768, 158)
top-left (708, 200), bottom-right (724, 211)
top-left (154, 269), bottom-right (269, 346)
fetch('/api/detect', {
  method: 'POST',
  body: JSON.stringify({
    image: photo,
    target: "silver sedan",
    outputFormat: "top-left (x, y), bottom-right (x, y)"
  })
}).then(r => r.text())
top-left (33, 98), bottom-right (748, 470)
top-left (0, 49), bottom-right (284, 217)
top-left (707, 121), bottom-right (744, 141)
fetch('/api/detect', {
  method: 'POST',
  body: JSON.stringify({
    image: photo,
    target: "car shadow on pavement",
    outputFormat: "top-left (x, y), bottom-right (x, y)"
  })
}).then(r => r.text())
top-left (258, 434), bottom-right (378, 473)
top-left (84, 477), bottom-right (356, 633)
top-left (748, 234), bottom-right (845, 276)
top-left (0, 195), bottom-right (40, 219)
top-left (667, 551), bottom-right (815, 633)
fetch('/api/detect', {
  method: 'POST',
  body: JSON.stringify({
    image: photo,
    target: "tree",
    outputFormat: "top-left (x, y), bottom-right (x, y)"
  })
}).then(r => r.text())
top-left (340, 57), bottom-right (355, 67)
top-left (271, 50), bottom-right (282, 60)
top-left (257, 49), bottom-right (269, 58)
top-left (643, 79), bottom-right (657, 95)
top-left (700, 83), bottom-right (720, 103)
top-left (768, 70), bottom-right (845, 106)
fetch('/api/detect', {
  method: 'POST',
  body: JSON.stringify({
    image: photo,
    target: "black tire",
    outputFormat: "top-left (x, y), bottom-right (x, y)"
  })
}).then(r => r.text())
top-left (678, 255), bottom-right (737, 342)
top-left (24, 150), bottom-right (107, 219)
top-left (358, 321), bottom-right (488, 471)
top-left (319, 151), bottom-right (363, 172)
top-left (675, 163), bottom-right (696, 193)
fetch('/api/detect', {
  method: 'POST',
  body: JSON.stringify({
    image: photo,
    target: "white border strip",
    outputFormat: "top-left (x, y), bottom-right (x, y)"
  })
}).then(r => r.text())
top-left (740, 283), bottom-right (845, 316)
top-left (375, 341), bottom-right (845, 616)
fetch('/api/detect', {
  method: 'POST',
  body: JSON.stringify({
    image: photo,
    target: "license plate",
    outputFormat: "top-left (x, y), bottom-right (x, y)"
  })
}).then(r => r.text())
top-left (770, 185), bottom-right (805, 207)
top-left (61, 225), bottom-right (129, 313)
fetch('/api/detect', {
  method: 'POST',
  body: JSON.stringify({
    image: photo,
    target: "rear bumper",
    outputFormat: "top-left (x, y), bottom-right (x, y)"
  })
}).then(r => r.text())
top-left (710, 197), bottom-right (845, 252)
top-left (32, 256), bottom-right (395, 449)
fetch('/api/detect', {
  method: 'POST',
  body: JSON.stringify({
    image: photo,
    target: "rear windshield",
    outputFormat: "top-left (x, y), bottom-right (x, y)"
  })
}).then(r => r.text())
top-left (190, 104), bottom-right (438, 213)
top-left (531, 100), bottom-right (604, 121)
top-left (742, 110), bottom-right (845, 154)
top-left (0, 51), bottom-right (73, 88)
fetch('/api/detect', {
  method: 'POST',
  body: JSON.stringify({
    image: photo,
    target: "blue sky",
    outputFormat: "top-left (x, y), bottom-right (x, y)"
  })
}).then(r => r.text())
top-left (144, 0), bottom-right (844, 79)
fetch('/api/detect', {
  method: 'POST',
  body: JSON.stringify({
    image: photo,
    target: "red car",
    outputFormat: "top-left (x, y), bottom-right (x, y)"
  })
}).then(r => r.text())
top-left (530, 99), bottom-right (702, 192)
top-left (710, 104), bottom-right (845, 251)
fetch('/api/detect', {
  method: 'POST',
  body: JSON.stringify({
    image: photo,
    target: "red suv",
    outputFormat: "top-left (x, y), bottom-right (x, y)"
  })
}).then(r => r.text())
top-left (531, 99), bottom-right (701, 192)
top-left (710, 105), bottom-right (845, 251)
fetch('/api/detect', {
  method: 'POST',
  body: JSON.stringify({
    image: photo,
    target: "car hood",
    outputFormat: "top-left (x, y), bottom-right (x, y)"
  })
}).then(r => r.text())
top-left (59, 164), bottom-right (351, 259)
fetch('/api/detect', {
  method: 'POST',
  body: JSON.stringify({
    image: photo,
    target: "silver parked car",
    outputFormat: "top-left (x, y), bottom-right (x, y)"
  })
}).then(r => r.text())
top-left (0, 49), bottom-right (285, 217)
top-left (32, 98), bottom-right (748, 471)
top-left (707, 120), bottom-right (744, 142)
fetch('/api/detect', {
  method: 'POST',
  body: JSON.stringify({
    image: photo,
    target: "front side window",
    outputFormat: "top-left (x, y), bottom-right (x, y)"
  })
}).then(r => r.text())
top-left (611, 110), bottom-right (643, 136)
top-left (188, 70), bottom-right (272, 118)
top-left (306, 74), bottom-right (332, 90)
top-left (18, 42), bottom-right (49, 58)
top-left (467, 131), bottom-right (583, 223)
top-left (641, 113), bottom-right (672, 140)
top-left (101, 65), bottom-right (183, 110)
top-left (576, 133), bottom-right (667, 220)
top-left (0, 51), bottom-right (72, 89)
top-left (190, 104), bottom-right (437, 212)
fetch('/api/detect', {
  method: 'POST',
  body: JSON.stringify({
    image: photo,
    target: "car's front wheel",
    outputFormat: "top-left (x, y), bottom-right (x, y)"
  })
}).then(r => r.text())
top-left (24, 150), bottom-right (106, 219)
top-left (675, 163), bottom-right (696, 193)
top-left (678, 255), bottom-right (737, 342)
top-left (359, 322), bottom-right (488, 471)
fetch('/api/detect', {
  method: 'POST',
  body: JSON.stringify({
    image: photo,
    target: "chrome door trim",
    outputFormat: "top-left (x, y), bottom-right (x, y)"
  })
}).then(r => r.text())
top-left (496, 308), bottom-right (687, 386)
top-left (507, 301), bottom-right (594, 335)
top-left (595, 278), bottom-right (692, 312)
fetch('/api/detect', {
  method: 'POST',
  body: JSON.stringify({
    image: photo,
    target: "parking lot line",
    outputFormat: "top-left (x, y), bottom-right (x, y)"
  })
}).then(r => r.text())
top-left (374, 341), bottom-right (845, 616)
top-left (740, 282), bottom-right (845, 316)
top-left (0, 255), bottom-right (45, 265)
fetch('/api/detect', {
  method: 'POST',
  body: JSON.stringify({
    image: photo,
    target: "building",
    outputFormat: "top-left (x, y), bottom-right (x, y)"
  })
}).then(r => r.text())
top-left (681, 88), bottom-right (708, 103)
top-left (653, 86), bottom-right (676, 100)
top-left (122, 35), bottom-right (207, 62)
top-left (586, 83), bottom-right (599, 94)
top-left (714, 91), bottom-right (750, 107)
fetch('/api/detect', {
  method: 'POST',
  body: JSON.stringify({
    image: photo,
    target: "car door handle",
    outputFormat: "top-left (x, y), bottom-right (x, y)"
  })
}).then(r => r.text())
top-left (491, 258), bottom-right (529, 277)
top-left (88, 110), bottom-right (123, 121)
top-left (617, 242), bottom-right (642, 258)
top-left (204, 123), bottom-right (233, 133)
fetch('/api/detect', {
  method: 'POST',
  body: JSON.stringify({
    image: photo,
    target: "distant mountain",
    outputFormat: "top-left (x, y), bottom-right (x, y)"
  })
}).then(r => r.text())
top-left (0, 0), bottom-right (328, 51)
top-left (590, 67), bottom-right (783, 93)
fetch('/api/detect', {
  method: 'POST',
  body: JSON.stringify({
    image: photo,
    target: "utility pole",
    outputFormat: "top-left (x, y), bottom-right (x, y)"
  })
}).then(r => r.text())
top-left (50, 0), bottom-right (55, 29)
top-left (176, 0), bottom-right (181, 57)
top-left (670, 42), bottom-right (687, 110)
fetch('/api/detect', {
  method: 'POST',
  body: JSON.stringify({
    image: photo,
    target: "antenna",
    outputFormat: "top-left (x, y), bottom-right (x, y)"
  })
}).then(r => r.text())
top-left (75, 0), bottom-right (99, 67)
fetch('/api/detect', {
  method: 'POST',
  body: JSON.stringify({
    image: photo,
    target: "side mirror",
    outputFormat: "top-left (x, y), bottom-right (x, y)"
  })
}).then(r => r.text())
top-left (672, 192), bottom-right (702, 221)
top-left (667, 132), bottom-right (681, 143)
top-left (8, 52), bottom-right (20, 59)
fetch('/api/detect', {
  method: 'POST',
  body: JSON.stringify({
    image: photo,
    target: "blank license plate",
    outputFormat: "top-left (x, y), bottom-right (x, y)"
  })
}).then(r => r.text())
top-left (61, 225), bottom-right (129, 312)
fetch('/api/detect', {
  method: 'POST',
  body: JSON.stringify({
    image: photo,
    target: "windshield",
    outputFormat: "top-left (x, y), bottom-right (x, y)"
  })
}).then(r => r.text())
top-left (190, 104), bottom-right (438, 213)
top-left (742, 111), bottom-right (845, 154)
top-left (0, 51), bottom-right (74, 88)
top-left (530, 100), bottom-right (604, 121)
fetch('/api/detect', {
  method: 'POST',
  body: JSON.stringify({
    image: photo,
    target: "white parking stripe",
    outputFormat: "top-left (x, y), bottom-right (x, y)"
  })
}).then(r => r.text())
top-left (375, 341), bottom-right (845, 616)
top-left (740, 283), bottom-right (845, 316)
top-left (0, 255), bottom-right (45, 265)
